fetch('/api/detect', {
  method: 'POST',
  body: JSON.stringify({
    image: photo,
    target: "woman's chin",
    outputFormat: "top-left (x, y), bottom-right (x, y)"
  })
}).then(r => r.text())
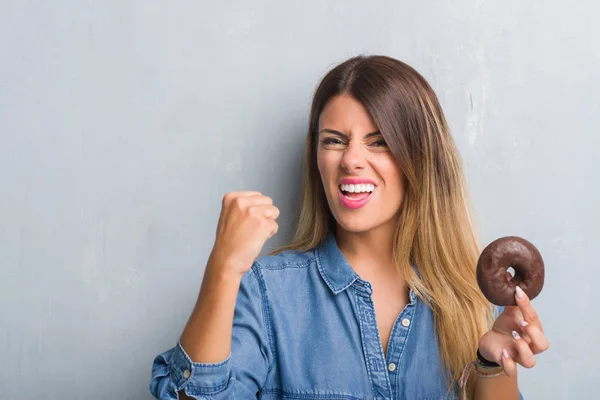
top-left (334, 218), bottom-right (382, 234)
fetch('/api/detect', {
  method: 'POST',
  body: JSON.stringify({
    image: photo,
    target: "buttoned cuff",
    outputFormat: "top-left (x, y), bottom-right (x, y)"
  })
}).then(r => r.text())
top-left (167, 341), bottom-right (231, 396)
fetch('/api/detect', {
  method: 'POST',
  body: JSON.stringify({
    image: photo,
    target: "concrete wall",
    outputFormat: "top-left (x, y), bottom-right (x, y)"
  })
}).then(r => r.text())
top-left (1, 1), bottom-right (597, 398)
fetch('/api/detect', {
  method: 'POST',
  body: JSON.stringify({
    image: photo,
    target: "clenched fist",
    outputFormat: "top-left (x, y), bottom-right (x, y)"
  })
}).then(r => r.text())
top-left (209, 191), bottom-right (280, 276)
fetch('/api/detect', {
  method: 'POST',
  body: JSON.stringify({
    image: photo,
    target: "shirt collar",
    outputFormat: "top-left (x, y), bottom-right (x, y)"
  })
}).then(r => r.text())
top-left (315, 232), bottom-right (420, 303)
top-left (315, 232), bottom-right (360, 294)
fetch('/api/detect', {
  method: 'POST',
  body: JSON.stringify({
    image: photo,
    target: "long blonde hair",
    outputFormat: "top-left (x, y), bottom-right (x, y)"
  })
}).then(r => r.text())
top-left (274, 55), bottom-right (494, 398)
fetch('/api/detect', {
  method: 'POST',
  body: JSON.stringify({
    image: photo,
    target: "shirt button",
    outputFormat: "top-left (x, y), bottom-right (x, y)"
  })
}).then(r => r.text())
top-left (183, 369), bottom-right (191, 379)
top-left (388, 362), bottom-right (397, 372)
top-left (401, 318), bottom-right (411, 327)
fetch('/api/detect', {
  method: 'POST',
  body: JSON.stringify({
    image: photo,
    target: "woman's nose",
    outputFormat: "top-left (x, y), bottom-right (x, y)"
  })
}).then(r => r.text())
top-left (340, 141), bottom-right (367, 172)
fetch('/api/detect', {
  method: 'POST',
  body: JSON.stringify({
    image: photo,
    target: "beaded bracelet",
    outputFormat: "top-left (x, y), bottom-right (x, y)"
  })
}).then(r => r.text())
top-left (477, 348), bottom-right (500, 368)
top-left (459, 349), bottom-right (504, 400)
top-left (475, 368), bottom-right (504, 379)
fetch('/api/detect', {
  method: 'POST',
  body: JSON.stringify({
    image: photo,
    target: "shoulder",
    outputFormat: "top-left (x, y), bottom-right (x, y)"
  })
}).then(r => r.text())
top-left (253, 248), bottom-right (316, 272)
top-left (246, 248), bottom-right (320, 294)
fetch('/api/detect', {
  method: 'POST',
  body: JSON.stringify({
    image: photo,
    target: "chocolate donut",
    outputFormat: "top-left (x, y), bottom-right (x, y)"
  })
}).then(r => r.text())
top-left (476, 236), bottom-right (545, 306)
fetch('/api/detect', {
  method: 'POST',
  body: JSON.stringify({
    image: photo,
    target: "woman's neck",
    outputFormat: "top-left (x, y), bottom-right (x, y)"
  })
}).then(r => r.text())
top-left (335, 223), bottom-right (401, 281)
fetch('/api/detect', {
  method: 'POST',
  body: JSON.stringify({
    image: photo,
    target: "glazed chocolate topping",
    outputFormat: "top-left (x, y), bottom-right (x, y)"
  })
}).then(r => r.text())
top-left (476, 236), bottom-right (545, 306)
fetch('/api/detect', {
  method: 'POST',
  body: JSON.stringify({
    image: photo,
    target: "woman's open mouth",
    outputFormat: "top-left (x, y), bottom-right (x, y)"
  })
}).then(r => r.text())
top-left (338, 183), bottom-right (375, 209)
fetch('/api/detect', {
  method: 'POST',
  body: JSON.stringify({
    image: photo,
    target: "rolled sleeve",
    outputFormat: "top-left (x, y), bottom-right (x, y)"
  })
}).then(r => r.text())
top-left (150, 264), bottom-right (273, 399)
top-left (150, 342), bottom-right (231, 399)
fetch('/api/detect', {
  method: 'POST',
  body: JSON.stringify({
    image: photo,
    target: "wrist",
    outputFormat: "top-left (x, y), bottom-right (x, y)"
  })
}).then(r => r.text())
top-left (474, 348), bottom-right (503, 378)
top-left (205, 261), bottom-right (245, 286)
top-left (207, 248), bottom-right (249, 280)
top-left (477, 348), bottom-right (500, 367)
top-left (474, 365), bottom-right (504, 379)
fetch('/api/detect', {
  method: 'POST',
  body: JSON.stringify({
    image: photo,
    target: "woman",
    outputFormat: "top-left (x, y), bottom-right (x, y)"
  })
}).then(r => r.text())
top-left (150, 55), bottom-right (548, 400)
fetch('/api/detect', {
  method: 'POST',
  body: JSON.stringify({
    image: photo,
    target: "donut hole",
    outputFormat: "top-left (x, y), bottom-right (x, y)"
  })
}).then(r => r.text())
top-left (506, 266), bottom-right (515, 282)
top-left (506, 265), bottom-right (525, 286)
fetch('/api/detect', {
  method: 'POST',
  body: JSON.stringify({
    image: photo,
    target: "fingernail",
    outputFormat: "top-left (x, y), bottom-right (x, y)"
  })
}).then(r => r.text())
top-left (515, 286), bottom-right (525, 299)
top-left (512, 330), bottom-right (521, 340)
top-left (520, 320), bottom-right (529, 327)
top-left (501, 348), bottom-right (509, 376)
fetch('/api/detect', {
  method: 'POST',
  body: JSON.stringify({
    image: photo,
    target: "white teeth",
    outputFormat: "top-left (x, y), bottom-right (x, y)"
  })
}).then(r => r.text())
top-left (339, 183), bottom-right (375, 193)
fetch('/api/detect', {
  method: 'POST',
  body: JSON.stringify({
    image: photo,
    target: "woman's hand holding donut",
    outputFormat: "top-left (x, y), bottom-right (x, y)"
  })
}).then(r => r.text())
top-left (209, 191), bottom-right (280, 277)
top-left (478, 286), bottom-right (550, 377)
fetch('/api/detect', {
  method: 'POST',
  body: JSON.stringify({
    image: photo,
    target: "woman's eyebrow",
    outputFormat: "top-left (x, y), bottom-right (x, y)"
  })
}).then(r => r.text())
top-left (318, 128), bottom-right (382, 139)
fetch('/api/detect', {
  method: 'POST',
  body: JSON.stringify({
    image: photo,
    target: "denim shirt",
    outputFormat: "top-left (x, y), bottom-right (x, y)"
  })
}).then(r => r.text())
top-left (150, 232), bottom-right (521, 400)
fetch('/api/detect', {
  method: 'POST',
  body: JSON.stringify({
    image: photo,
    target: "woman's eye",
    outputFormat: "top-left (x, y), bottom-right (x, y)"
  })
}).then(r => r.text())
top-left (321, 137), bottom-right (344, 146)
top-left (371, 139), bottom-right (388, 147)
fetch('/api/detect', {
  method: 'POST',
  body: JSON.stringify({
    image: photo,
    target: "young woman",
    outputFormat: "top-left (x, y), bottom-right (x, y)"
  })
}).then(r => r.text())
top-left (150, 55), bottom-right (548, 400)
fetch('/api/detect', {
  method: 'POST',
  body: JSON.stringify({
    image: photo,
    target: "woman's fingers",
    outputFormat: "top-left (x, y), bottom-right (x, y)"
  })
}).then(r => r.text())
top-left (247, 204), bottom-right (280, 219)
top-left (501, 348), bottom-right (517, 377)
top-left (485, 286), bottom-right (549, 376)
top-left (514, 286), bottom-right (541, 327)
top-left (512, 330), bottom-right (537, 368)
top-left (519, 319), bottom-right (550, 354)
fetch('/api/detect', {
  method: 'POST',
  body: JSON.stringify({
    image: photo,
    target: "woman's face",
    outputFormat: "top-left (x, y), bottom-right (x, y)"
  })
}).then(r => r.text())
top-left (317, 94), bottom-right (405, 235)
